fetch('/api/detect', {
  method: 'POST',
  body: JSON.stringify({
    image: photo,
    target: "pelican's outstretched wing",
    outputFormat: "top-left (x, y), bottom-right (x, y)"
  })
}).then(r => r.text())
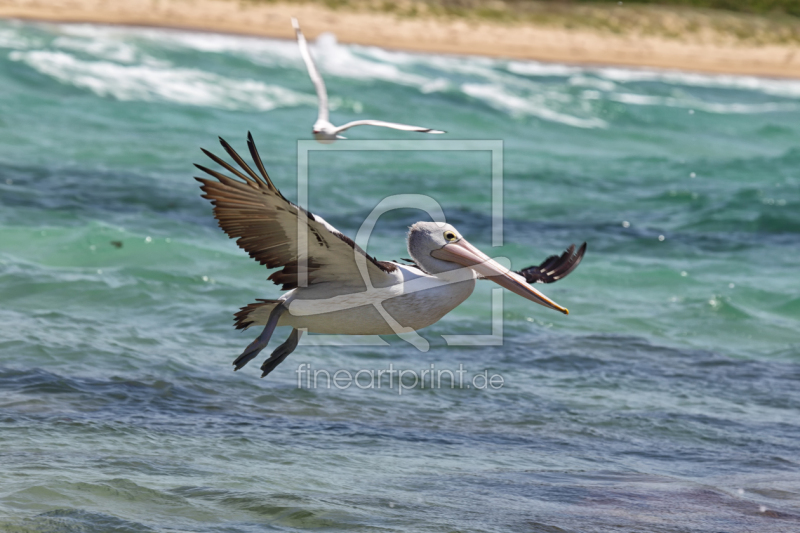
top-left (334, 119), bottom-right (445, 135)
top-left (292, 17), bottom-right (329, 123)
top-left (195, 132), bottom-right (397, 290)
top-left (516, 243), bottom-right (587, 284)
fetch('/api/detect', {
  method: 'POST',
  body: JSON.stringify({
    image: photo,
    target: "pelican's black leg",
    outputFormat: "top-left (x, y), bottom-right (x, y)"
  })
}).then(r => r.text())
top-left (232, 302), bottom-right (286, 371)
top-left (260, 328), bottom-right (303, 378)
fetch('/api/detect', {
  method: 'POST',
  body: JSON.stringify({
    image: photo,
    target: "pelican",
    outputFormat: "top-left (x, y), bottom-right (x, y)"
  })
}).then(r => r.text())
top-left (291, 17), bottom-right (446, 142)
top-left (195, 133), bottom-right (586, 378)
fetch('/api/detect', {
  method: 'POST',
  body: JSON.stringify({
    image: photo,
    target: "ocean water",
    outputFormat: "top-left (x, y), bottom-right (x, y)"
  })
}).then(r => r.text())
top-left (1, 18), bottom-right (799, 532)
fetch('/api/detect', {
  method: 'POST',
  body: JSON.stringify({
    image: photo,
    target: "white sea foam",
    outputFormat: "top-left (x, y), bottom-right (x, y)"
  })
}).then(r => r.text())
top-left (54, 25), bottom-right (800, 102)
top-left (505, 54), bottom-right (800, 102)
top-left (568, 75), bottom-right (617, 92)
top-left (9, 50), bottom-right (316, 111)
top-left (311, 33), bottom-right (432, 88)
top-left (67, 24), bottom-right (437, 89)
top-left (52, 36), bottom-right (156, 65)
top-left (0, 25), bottom-right (43, 50)
top-left (609, 92), bottom-right (798, 114)
top-left (9, 21), bottom-right (797, 124)
top-left (593, 67), bottom-right (800, 100)
top-left (140, 28), bottom-right (303, 69)
top-left (507, 61), bottom-right (583, 78)
top-left (0, 28), bottom-right (22, 49)
top-left (462, 83), bottom-right (607, 129)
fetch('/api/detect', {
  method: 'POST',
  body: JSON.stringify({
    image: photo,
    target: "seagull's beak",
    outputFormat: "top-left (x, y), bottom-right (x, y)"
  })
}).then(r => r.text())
top-left (431, 239), bottom-right (569, 315)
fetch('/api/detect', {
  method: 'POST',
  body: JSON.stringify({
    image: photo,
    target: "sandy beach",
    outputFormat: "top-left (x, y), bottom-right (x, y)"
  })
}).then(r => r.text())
top-left (1, 0), bottom-right (799, 78)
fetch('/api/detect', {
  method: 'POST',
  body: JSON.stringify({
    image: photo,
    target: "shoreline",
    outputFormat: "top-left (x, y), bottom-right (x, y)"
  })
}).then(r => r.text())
top-left (1, 0), bottom-right (799, 79)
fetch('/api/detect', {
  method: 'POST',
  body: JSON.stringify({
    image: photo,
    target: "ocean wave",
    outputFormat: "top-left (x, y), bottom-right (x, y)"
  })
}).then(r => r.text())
top-left (462, 83), bottom-right (607, 129)
top-left (9, 50), bottom-right (316, 111)
top-left (0, 27), bottom-right (22, 49)
top-left (60, 24), bottom-right (438, 90)
top-left (593, 67), bottom-right (800, 100)
top-left (7, 21), bottom-right (797, 127)
top-left (608, 92), bottom-right (798, 114)
top-left (507, 60), bottom-right (583, 77)
top-left (506, 58), bottom-right (800, 101)
top-left (340, 45), bottom-right (793, 121)
top-left (305, 33), bottom-right (434, 88)
top-left (568, 75), bottom-right (617, 92)
top-left (110, 24), bottom-right (305, 68)
top-left (52, 35), bottom-right (161, 66)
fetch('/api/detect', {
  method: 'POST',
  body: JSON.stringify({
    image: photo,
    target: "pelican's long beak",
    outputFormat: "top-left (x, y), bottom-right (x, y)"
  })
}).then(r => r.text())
top-left (431, 239), bottom-right (569, 315)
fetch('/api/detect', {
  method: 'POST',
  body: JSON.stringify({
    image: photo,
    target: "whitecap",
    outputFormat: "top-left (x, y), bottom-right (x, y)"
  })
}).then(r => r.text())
top-left (594, 66), bottom-right (800, 100)
top-left (18, 21), bottom-right (800, 118)
top-left (506, 56), bottom-right (800, 101)
top-left (312, 33), bottom-right (431, 88)
top-left (610, 93), bottom-right (665, 106)
top-left (96, 25), bottom-right (433, 89)
top-left (52, 36), bottom-right (153, 65)
top-left (700, 101), bottom-right (798, 113)
top-left (118, 26), bottom-right (436, 90)
top-left (568, 75), bottom-right (616, 92)
top-left (9, 50), bottom-right (316, 111)
top-left (507, 61), bottom-right (582, 78)
top-left (421, 78), bottom-right (450, 94)
top-left (608, 92), bottom-right (798, 114)
top-left (462, 83), bottom-right (607, 129)
top-left (0, 28), bottom-right (22, 49)
top-left (58, 23), bottom-right (305, 69)
top-left (0, 24), bottom-right (43, 50)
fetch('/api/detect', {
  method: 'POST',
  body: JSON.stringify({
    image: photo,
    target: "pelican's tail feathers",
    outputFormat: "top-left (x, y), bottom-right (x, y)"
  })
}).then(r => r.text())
top-left (234, 299), bottom-right (282, 330)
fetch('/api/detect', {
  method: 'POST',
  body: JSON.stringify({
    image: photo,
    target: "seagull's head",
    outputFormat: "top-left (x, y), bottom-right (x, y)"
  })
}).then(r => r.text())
top-left (407, 221), bottom-right (568, 314)
top-left (312, 120), bottom-right (338, 144)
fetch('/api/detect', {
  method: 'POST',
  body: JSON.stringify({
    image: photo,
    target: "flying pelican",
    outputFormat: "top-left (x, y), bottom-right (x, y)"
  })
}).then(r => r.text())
top-left (291, 17), bottom-right (446, 142)
top-left (195, 133), bottom-right (586, 378)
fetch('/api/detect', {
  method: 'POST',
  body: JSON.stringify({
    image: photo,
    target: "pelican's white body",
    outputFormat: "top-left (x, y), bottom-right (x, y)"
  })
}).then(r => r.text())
top-left (247, 264), bottom-right (478, 335)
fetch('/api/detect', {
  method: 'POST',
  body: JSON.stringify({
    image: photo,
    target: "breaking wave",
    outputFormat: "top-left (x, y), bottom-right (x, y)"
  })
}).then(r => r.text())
top-left (3, 21), bottom-right (798, 127)
top-left (10, 50), bottom-right (315, 111)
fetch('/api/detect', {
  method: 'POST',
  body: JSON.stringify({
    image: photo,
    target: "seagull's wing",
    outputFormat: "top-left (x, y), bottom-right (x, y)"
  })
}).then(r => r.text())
top-left (195, 132), bottom-right (397, 290)
top-left (516, 243), bottom-right (587, 284)
top-left (334, 119), bottom-right (445, 135)
top-left (292, 17), bottom-right (328, 123)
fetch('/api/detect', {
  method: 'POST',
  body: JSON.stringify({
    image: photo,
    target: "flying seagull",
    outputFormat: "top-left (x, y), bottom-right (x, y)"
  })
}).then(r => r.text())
top-left (195, 133), bottom-right (586, 378)
top-left (291, 17), bottom-right (446, 142)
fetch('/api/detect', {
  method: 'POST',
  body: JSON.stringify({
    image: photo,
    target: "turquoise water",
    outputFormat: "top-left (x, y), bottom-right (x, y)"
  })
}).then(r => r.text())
top-left (1, 19), bottom-right (799, 532)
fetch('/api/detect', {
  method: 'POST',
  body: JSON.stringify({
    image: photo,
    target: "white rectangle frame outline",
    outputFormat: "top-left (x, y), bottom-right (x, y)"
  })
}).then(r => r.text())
top-left (296, 140), bottom-right (504, 347)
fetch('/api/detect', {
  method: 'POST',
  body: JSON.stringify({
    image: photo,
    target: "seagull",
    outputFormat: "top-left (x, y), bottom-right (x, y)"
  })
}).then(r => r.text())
top-left (291, 17), bottom-right (445, 142)
top-left (195, 133), bottom-right (586, 378)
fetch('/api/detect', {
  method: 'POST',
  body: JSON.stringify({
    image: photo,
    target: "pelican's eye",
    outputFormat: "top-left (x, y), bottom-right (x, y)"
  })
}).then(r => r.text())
top-left (444, 231), bottom-right (458, 242)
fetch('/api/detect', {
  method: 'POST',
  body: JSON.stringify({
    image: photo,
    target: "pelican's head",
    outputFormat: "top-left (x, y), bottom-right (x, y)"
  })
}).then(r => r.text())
top-left (407, 222), bottom-right (569, 314)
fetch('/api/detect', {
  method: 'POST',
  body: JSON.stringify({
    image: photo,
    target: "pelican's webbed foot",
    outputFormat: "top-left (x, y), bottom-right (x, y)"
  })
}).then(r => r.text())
top-left (260, 328), bottom-right (303, 378)
top-left (232, 302), bottom-right (286, 371)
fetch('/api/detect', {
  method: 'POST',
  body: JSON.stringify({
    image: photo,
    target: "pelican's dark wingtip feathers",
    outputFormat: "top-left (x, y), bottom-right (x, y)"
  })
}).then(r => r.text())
top-left (245, 131), bottom-right (279, 195)
top-left (517, 242), bottom-right (587, 284)
top-left (218, 136), bottom-right (263, 186)
top-left (194, 134), bottom-right (398, 291)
